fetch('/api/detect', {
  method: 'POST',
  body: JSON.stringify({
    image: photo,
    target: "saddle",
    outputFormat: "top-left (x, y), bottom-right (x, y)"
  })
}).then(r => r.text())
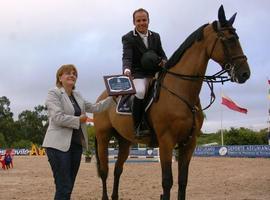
top-left (116, 79), bottom-right (162, 139)
top-left (116, 79), bottom-right (159, 116)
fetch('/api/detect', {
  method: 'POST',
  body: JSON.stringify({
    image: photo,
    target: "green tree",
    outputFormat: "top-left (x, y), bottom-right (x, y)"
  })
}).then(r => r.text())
top-left (0, 132), bottom-right (7, 147)
top-left (0, 96), bottom-right (15, 146)
top-left (17, 105), bottom-right (48, 145)
top-left (86, 125), bottom-right (95, 154)
top-left (224, 127), bottom-right (267, 145)
top-left (197, 132), bottom-right (220, 146)
top-left (12, 139), bottom-right (32, 149)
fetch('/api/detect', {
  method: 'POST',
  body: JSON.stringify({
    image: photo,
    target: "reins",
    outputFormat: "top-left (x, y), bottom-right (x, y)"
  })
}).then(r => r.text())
top-left (161, 67), bottom-right (231, 111)
top-left (158, 67), bottom-right (231, 146)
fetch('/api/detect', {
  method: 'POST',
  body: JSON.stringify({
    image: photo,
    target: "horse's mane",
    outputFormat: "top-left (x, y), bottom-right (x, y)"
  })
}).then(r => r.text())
top-left (165, 23), bottom-right (209, 69)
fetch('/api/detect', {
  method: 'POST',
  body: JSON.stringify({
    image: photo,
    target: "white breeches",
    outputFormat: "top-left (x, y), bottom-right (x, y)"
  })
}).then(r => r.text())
top-left (133, 78), bottom-right (150, 99)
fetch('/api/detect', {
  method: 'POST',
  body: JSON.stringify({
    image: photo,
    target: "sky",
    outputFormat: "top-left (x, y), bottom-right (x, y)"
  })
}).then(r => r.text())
top-left (0, 0), bottom-right (269, 133)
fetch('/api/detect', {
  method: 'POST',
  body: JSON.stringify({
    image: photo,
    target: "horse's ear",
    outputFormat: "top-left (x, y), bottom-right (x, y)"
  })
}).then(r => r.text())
top-left (228, 13), bottom-right (237, 26)
top-left (218, 5), bottom-right (226, 26)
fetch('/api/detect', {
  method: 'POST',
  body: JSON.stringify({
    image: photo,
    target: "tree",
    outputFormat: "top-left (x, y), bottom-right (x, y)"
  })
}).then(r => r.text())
top-left (223, 127), bottom-right (268, 145)
top-left (87, 125), bottom-right (95, 153)
top-left (0, 96), bottom-right (15, 146)
top-left (16, 105), bottom-right (48, 145)
top-left (0, 96), bottom-right (13, 119)
top-left (0, 132), bottom-right (7, 147)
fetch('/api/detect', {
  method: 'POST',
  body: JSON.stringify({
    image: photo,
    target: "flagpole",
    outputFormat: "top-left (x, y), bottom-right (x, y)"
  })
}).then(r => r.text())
top-left (220, 87), bottom-right (224, 146)
top-left (268, 78), bottom-right (270, 145)
top-left (267, 100), bottom-right (270, 145)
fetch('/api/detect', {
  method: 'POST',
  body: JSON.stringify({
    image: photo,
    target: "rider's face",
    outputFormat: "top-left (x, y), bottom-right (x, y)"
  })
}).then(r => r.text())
top-left (134, 11), bottom-right (149, 34)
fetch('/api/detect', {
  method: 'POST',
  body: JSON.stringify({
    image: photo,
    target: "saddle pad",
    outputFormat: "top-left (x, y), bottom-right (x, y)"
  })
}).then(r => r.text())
top-left (116, 95), bottom-right (153, 115)
top-left (116, 95), bottom-right (133, 115)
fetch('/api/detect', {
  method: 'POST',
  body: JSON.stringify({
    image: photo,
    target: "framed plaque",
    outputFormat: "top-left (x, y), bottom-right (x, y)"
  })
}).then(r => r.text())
top-left (103, 75), bottom-right (136, 96)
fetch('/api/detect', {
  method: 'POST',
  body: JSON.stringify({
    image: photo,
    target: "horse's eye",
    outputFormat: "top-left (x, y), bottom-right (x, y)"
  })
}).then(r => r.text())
top-left (226, 36), bottom-right (238, 47)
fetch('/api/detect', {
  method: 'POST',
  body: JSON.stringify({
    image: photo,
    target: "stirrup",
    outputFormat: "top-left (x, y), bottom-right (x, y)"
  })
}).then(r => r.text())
top-left (134, 125), bottom-right (151, 138)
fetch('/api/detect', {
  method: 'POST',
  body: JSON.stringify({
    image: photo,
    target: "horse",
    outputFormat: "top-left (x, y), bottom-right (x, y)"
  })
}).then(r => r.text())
top-left (94, 5), bottom-right (250, 200)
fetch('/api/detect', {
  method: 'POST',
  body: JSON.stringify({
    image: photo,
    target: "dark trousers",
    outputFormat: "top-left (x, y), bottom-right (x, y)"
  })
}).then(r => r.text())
top-left (46, 143), bottom-right (82, 200)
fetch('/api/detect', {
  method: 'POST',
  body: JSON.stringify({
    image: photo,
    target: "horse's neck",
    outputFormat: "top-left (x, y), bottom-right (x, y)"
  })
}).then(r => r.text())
top-left (165, 42), bottom-right (209, 103)
top-left (174, 42), bottom-right (208, 76)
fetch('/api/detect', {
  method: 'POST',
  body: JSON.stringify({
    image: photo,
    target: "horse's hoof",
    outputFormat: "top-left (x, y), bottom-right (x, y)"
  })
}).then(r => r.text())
top-left (102, 196), bottom-right (109, 200)
top-left (112, 195), bottom-right (118, 200)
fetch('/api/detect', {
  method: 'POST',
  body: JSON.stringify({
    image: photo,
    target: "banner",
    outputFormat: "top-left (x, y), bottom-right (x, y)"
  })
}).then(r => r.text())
top-left (194, 145), bottom-right (270, 158)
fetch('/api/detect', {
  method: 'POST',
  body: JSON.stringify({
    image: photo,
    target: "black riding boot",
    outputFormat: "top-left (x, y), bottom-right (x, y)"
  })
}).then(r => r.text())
top-left (132, 97), bottom-right (149, 138)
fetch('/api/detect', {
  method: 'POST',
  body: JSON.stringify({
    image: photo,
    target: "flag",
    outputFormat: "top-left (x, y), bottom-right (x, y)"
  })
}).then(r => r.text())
top-left (268, 79), bottom-right (270, 85)
top-left (221, 94), bottom-right (248, 114)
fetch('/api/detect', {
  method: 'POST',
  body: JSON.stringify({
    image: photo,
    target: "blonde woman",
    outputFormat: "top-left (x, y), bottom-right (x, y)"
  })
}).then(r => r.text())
top-left (42, 64), bottom-right (113, 200)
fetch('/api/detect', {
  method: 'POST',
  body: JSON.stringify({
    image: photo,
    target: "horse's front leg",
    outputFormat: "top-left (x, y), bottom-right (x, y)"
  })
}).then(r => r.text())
top-left (159, 139), bottom-right (174, 200)
top-left (97, 135), bottom-right (110, 200)
top-left (177, 137), bottom-right (196, 200)
top-left (111, 137), bottom-right (131, 200)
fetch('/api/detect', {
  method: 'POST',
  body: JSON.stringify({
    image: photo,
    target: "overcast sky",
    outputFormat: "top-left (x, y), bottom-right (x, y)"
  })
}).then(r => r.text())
top-left (0, 0), bottom-right (269, 133)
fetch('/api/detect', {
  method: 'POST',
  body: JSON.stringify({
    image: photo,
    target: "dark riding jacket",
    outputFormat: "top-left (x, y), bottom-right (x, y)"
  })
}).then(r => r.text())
top-left (122, 29), bottom-right (167, 78)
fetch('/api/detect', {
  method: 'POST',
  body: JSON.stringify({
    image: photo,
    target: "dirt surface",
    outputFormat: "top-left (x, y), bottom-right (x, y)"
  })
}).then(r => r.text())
top-left (0, 156), bottom-right (269, 200)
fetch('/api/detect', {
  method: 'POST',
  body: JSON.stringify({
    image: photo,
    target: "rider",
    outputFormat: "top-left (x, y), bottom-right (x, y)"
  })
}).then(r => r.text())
top-left (122, 8), bottom-right (167, 138)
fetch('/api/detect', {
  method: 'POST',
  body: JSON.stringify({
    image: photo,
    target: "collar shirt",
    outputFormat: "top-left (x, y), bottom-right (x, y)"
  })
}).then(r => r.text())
top-left (137, 30), bottom-right (149, 49)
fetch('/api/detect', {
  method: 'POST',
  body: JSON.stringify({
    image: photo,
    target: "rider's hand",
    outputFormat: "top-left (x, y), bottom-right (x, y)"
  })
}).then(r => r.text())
top-left (124, 68), bottom-right (131, 76)
top-left (158, 59), bottom-right (167, 67)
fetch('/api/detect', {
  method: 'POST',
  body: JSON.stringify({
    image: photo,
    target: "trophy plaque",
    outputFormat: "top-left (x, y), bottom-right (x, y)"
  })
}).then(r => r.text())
top-left (103, 75), bottom-right (136, 96)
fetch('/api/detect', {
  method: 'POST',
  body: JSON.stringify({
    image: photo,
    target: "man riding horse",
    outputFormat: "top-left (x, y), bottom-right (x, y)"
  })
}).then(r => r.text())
top-left (122, 8), bottom-right (167, 138)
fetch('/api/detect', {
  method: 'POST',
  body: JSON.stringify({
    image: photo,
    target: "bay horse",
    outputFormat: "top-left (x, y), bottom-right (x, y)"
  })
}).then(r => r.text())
top-left (94, 5), bottom-right (250, 200)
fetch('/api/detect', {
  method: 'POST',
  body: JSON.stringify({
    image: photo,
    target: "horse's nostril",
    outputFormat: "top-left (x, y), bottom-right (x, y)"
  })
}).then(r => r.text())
top-left (242, 72), bottom-right (250, 79)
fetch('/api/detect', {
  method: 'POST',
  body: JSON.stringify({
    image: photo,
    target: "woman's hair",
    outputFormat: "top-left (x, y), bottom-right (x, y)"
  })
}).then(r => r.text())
top-left (56, 64), bottom-right (78, 89)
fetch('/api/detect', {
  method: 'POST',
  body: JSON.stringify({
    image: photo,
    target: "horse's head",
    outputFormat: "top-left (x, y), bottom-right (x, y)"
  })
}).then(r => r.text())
top-left (207, 5), bottom-right (250, 83)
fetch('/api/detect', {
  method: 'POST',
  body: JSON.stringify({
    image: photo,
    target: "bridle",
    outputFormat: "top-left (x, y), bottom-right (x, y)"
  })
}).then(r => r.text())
top-left (158, 23), bottom-right (247, 146)
top-left (209, 26), bottom-right (247, 83)
top-left (160, 24), bottom-right (247, 110)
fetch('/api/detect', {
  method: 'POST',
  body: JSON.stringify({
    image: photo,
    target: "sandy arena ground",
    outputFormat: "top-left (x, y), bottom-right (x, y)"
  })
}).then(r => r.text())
top-left (0, 156), bottom-right (269, 200)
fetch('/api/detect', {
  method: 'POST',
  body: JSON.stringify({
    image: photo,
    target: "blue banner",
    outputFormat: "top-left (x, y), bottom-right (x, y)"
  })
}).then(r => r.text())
top-left (1, 145), bottom-right (270, 158)
top-left (194, 145), bottom-right (270, 158)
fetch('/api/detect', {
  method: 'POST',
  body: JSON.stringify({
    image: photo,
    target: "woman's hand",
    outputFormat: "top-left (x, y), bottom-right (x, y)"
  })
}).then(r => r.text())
top-left (79, 113), bottom-right (87, 123)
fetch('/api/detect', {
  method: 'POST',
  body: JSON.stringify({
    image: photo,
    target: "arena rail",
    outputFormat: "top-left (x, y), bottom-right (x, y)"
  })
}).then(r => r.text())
top-left (1, 145), bottom-right (269, 158)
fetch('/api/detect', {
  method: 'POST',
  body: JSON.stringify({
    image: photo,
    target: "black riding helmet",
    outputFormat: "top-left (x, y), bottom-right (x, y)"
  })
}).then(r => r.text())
top-left (140, 50), bottom-right (162, 73)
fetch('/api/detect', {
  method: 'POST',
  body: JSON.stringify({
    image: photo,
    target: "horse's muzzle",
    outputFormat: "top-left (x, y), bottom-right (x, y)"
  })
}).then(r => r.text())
top-left (231, 64), bottom-right (250, 83)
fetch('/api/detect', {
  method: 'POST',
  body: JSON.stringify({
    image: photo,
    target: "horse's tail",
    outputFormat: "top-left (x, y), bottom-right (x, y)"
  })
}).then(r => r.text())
top-left (95, 136), bottom-right (101, 177)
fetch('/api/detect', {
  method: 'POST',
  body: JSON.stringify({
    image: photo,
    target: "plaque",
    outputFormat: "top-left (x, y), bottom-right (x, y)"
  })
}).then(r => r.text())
top-left (103, 75), bottom-right (136, 96)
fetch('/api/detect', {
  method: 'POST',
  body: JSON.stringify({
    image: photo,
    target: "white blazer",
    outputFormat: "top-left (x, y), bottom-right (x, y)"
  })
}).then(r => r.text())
top-left (42, 87), bottom-right (113, 152)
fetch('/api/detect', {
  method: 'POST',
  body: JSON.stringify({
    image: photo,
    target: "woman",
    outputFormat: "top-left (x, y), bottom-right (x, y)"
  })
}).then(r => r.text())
top-left (42, 64), bottom-right (114, 200)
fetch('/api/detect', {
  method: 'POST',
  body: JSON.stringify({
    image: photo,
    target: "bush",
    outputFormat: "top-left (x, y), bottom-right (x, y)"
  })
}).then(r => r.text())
top-left (224, 127), bottom-right (268, 145)
top-left (0, 132), bottom-right (7, 147)
top-left (11, 139), bottom-right (32, 149)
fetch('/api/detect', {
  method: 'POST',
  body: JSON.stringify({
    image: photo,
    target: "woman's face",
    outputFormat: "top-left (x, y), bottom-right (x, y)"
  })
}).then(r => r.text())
top-left (59, 69), bottom-right (77, 88)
